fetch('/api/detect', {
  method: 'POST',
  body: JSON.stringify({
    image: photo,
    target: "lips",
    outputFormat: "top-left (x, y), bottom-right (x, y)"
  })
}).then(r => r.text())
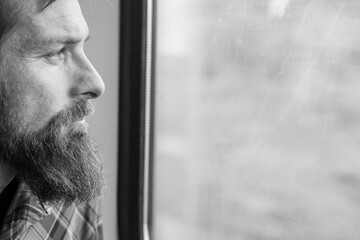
top-left (75, 118), bottom-right (89, 128)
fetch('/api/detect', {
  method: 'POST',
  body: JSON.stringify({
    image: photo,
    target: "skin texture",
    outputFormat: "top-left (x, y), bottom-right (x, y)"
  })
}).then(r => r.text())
top-left (0, 0), bottom-right (106, 205)
top-left (2, 0), bottom-right (105, 133)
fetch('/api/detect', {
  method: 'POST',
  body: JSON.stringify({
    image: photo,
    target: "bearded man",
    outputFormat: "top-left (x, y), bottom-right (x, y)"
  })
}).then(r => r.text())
top-left (0, 0), bottom-right (106, 239)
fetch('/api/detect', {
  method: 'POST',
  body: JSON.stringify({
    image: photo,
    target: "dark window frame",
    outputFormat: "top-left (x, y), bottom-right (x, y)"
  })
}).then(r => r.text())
top-left (117, 0), bottom-right (155, 239)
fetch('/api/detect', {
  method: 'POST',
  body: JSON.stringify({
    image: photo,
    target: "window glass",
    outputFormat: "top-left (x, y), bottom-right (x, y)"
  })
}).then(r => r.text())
top-left (153, 0), bottom-right (360, 239)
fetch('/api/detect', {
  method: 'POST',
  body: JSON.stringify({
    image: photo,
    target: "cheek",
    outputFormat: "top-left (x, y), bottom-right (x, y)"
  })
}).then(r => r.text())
top-left (7, 82), bottom-right (54, 131)
top-left (6, 61), bottom-right (69, 131)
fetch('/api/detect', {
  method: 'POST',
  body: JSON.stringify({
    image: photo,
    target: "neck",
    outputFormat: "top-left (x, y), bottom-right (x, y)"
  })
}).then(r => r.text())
top-left (0, 163), bottom-right (16, 194)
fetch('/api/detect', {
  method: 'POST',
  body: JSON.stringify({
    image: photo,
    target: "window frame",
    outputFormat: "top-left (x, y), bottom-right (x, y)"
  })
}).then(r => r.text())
top-left (117, 0), bottom-right (155, 239)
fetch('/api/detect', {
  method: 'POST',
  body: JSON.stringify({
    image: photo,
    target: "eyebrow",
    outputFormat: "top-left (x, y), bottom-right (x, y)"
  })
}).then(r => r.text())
top-left (63, 33), bottom-right (91, 44)
top-left (42, 32), bottom-right (91, 47)
top-left (23, 31), bottom-right (91, 54)
top-left (41, 0), bottom-right (56, 11)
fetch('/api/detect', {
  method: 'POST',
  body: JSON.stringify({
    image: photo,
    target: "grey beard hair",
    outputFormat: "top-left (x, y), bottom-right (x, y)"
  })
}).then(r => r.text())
top-left (0, 99), bottom-right (105, 206)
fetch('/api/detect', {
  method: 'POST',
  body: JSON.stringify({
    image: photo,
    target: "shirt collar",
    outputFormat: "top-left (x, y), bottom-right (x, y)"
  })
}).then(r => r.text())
top-left (6, 181), bottom-right (51, 224)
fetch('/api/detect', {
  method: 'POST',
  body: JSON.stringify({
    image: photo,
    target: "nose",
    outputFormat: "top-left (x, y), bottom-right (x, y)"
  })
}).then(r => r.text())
top-left (71, 54), bottom-right (105, 100)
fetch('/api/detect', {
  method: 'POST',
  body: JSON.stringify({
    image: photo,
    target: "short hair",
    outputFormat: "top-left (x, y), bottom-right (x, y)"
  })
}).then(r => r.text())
top-left (0, 0), bottom-right (56, 49)
top-left (0, 0), bottom-right (24, 49)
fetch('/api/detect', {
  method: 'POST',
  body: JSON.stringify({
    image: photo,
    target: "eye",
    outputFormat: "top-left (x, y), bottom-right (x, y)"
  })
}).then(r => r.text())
top-left (44, 47), bottom-right (67, 64)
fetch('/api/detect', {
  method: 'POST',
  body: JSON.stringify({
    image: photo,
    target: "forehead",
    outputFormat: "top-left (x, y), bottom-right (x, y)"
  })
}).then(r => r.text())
top-left (32, 0), bottom-right (86, 28)
top-left (15, 0), bottom-right (88, 47)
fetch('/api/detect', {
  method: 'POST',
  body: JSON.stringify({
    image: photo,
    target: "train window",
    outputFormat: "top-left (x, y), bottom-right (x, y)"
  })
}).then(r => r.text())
top-left (153, 0), bottom-right (360, 239)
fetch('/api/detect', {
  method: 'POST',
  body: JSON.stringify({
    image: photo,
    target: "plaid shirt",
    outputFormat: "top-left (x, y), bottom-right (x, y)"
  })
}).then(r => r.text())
top-left (0, 182), bottom-right (103, 240)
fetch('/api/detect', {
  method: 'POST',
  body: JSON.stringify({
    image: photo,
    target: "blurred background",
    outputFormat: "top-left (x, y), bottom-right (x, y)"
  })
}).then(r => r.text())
top-left (154, 0), bottom-right (360, 239)
top-left (79, 1), bottom-right (118, 240)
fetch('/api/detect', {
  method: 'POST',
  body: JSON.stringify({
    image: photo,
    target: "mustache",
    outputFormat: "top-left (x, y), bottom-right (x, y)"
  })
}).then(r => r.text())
top-left (44, 99), bottom-right (95, 133)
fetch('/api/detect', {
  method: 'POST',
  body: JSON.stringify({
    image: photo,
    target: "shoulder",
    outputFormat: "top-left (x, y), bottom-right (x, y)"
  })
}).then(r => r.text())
top-left (31, 203), bottom-right (102, 240)
top-left (0, 183), bottom-right (102, 240)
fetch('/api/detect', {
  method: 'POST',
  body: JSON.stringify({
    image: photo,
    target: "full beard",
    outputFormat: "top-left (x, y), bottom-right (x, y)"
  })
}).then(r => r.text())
top-left (0, 99), bottom-right (105, 206)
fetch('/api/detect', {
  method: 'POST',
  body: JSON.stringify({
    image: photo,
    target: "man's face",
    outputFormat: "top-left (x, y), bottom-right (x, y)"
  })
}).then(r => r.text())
top-left (0, 0), bottom-right (106, 205)
top-left (2, 0), bottom-right (105, 132)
